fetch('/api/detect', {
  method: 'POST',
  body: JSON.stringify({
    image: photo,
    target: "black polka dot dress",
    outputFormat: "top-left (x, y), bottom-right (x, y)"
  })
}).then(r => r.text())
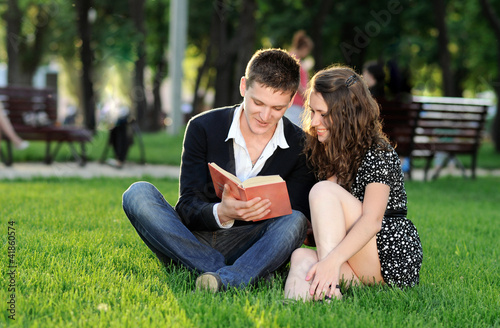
top-left (351, 144), bottom-right (423, 288)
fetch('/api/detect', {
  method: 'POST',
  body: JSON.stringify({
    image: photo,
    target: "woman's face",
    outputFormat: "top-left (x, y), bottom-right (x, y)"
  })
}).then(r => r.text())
top-left (309, 91), bottom-right (330, 143)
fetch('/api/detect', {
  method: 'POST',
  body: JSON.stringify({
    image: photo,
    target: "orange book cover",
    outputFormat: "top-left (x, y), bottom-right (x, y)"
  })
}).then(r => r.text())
top-left (208, 162), bottom-right (292, 221)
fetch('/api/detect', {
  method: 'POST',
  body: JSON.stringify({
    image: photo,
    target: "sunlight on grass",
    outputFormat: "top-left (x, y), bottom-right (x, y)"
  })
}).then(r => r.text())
top-left (0, 176), bottom-right (499, 327)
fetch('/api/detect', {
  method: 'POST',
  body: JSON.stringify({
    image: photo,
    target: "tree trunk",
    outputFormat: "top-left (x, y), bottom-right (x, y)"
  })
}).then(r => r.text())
top-left (5, 0), bottom-right (45, 85)
top-left (192, 41), bottom-right (212, 115)
top-left (310, 0), bottom-right (334, 70)
top-left (433, 0), bottom-right (456, 97)
top-left (152, 57), bottom-right (167, 131)
top-left (76, 0), bottom-right (96, 131)
top-left (129, 0), bottom-right (148, 130)
top-left (212, 1), bottom-right (232, 109)
top-left (150, 0), bottom-right (168, 131)
top-left (231, 0), bottom-right (257, 104)
top-left (5, 0), bottom-right (24, 85)
top-left (213, 0), bottom-right (257, 108)
top-left (479, 0), bottom-right (500, 152)
top-left (23, 5), bottom-right (49, 76)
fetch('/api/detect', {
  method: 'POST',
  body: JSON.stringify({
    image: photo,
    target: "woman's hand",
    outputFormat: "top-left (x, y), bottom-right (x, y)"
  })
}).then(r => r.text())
top-left (305, 255), bottom-right (343, 300)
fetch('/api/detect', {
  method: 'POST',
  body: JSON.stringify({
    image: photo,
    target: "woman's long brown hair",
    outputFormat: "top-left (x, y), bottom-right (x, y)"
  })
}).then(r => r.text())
top-left (302, 65), bottom-right (390, 191)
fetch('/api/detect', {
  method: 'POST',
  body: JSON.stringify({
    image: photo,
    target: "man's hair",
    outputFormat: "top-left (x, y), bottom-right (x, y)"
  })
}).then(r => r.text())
top-left (244, 48), bottom-right (300, 95)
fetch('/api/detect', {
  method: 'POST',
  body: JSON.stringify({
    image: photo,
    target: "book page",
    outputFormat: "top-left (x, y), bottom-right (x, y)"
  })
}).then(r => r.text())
top-left (241, 175), bottom-right (284, 188)
top-left (208, 162), bottom-right (242, 185)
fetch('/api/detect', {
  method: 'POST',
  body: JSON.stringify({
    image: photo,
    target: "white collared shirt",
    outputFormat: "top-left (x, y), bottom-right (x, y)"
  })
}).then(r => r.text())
top-left (213, 104), bottom-right (289, 228)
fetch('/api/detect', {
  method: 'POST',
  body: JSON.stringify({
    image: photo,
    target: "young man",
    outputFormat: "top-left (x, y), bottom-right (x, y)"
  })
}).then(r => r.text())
top-left (122, 48), bottom-right (316, 291)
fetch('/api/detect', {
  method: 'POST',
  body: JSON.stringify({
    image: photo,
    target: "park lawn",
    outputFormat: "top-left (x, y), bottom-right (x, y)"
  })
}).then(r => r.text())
top-left (7, 129), bottom-right (185, 166)
top-left (0, 176), bottom-right (499, 327)
top-left (6, 129), bottom-right (500, 169)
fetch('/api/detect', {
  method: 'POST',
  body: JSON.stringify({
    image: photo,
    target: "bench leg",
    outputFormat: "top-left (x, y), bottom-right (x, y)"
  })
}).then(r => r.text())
top-left (67, 142), bottom-right (87, 167)
top-left (424, 154), bottom-right (434, 181)
top-left (452, 155), bottom-right (467, 179)
top-left (45, 141), bottom-right (64, 164)
top-left (0, 140), bottom-right (13, 166)
top-left (471, 153), bottom-right (478, 179)
top-left (99, 141), bottom-right (110, 164)
top-left (79, 142), bottom-right (87, 166)
top-left (131, 121), bottom-right (146, 165)
top-left (431, 153), bottom-right (452, 180)
top-left (45, 141), bottom-right (52, 164)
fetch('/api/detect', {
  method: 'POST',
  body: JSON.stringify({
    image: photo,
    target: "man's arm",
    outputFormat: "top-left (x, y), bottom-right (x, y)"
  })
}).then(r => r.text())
top-left (175, 116), bottom-right (221, 231)
top-left (285, 149), bottom-right (316, 220)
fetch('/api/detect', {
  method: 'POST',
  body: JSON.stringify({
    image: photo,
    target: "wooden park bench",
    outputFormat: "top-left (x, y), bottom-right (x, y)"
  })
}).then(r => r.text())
top-left (379, 96), bottom-right (492, 181)
top-left (0, 86), bottom-right (93, 166)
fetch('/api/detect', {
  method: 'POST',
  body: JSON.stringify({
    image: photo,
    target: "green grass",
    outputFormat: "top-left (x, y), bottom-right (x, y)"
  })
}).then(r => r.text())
top-left (411, 138), bottom-right (500, 170)
top-left (3, 128), bottom-right (499, 169)
top-left (4, 128), bottom-right (185, 166)
top-left (1, 176), bottom-right (499, 327)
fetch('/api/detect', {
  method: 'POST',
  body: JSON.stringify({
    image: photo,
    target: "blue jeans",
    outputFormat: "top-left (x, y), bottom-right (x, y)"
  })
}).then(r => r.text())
top-left (122, 181), bottom-right (307, 288)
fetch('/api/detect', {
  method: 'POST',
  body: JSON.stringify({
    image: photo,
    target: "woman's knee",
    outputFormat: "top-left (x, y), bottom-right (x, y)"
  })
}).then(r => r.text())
top-left (309, 181), bottom-right (342, 204)
top-left (290, 248), bottom-right (317, 269)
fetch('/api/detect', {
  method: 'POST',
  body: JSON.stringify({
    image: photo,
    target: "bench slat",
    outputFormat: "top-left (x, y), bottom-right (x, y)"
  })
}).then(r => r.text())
top-left (378, 96), bottom-right (490, 180)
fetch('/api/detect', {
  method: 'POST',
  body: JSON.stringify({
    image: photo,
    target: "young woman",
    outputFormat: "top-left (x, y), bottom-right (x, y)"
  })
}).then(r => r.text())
top-left (284, 66), bottom-right (422, 301)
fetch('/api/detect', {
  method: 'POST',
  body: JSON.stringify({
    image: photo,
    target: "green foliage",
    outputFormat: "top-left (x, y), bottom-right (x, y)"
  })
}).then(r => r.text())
top-left (0, 176), bottom-right (498, 327)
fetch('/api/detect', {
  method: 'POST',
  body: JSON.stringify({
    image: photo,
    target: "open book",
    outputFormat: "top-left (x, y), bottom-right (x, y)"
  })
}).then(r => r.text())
top-left (208, 162), bottom-right (292, 221)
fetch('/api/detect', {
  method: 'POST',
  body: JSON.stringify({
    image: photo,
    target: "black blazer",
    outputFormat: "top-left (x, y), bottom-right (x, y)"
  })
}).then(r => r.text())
top-left (175, 105), bottom-right (317, 231)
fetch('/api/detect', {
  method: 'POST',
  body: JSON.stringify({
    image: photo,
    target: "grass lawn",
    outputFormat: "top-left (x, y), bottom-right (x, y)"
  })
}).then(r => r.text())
top-left (5, 128), bottom-right (185, 166)
top-left (0, 176), bottom-right (499, 327)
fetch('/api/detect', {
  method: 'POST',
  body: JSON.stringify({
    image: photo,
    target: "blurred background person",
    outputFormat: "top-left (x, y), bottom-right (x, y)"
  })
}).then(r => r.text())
top-left (362, 60), bottom-right (386, 99)
top-left (285, 30), bottom-right (314, 128)
top-left (99, 99), bottom-right (133, 169)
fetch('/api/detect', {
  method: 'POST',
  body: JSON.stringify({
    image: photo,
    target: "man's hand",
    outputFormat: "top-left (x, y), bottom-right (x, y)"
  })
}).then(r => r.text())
top-left (217, 184), bottom-right (271, 223)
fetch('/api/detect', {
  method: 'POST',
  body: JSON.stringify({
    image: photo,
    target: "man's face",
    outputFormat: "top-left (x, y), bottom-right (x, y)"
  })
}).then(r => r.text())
top-left (239, 77), bottom-right (295, 137)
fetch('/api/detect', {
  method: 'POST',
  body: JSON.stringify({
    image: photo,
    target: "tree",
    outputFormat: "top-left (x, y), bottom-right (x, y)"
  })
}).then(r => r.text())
top-left (212, 0), bottom-right (257, 108)
top-left (189, 0), bottom-right (258, 111)
top-left (146, 0), bottom-right (169, 131)
top-left (129, 0), bottom-right (148, 130)
top-left (76, 0), bottom-right (96, 131)
top-left (4, 0), bottom-right (52, 85)
top-left (433, 0), bottom-right (456, 96)
top-left (479, 0), bottom-right (500, 152)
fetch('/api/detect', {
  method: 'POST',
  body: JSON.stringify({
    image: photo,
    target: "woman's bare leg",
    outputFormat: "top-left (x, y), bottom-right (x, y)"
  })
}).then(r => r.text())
top-left (0, 109), bottom-right (25, 147)
top-left (285, 181), bottom-right (384, 300)
top-left (310, 181), bottom-right (383, 284)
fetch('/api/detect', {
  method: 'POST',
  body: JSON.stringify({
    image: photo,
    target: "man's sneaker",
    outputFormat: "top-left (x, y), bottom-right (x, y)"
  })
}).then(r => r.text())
top-left (195, 272), bottom-right (223, 293)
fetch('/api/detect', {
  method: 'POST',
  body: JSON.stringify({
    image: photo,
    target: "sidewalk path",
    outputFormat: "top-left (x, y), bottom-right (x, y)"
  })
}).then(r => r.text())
top-left (0, 162), bottom-right (180, 180)
top-left (1, 161), bottom-right (499, 181)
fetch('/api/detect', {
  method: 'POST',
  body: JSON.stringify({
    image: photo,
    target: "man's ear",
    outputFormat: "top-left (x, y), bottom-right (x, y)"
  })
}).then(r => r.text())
top-left (239, 77), bottom-right (247, 97)
top-left (287, 92), bottom-right (297, 108)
